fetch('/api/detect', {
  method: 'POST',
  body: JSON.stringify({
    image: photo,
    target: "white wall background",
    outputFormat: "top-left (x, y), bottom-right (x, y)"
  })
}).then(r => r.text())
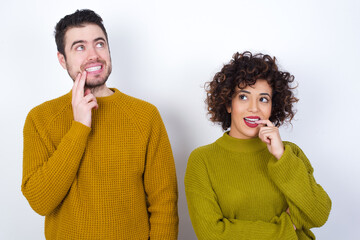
top-left (1, 0), bottom-right (359, 239)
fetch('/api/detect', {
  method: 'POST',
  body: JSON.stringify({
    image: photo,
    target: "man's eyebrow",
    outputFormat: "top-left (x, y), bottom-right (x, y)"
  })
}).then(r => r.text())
top-left (94, 37), bottom-right (106, 43)
top-left (71, 40), bottom-right (86, 49)
top-left (70, 37), bottom-right (106, 50)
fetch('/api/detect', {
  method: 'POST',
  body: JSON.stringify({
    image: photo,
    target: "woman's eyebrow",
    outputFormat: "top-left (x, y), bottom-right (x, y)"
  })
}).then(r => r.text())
top-left (238, 90), bottom-right (271, 97)
top-left (239, 90), bottom-right (251, 94)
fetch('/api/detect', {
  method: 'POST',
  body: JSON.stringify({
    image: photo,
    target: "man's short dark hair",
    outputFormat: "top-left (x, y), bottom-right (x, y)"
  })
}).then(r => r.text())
top-left (54, 9), bottom-right (108, 58)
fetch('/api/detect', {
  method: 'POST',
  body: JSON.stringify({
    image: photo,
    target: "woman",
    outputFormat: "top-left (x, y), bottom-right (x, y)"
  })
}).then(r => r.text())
top-left (184, 51), bottom-right (331, 239)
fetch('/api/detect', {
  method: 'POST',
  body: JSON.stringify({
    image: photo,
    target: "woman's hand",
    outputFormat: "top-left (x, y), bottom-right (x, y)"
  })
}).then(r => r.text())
top-left (286, 208), bottom-right (297, 230)
top-left (256, 120), bottom-right (284, 160)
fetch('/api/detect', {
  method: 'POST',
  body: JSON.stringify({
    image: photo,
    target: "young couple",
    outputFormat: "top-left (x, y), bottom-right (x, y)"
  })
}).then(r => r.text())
top-left (22, 9), bottom-right (331, 240)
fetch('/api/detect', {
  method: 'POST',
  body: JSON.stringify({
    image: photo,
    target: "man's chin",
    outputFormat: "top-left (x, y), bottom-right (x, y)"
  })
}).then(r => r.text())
top-left (84, 78), bottom-right (108, 89)
top-left (84, 68), bottom-right (111, 88)
top-left (85, 82), bottom-right (106, 89)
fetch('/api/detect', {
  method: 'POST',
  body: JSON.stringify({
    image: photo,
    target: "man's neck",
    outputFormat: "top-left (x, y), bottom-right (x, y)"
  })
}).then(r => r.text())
top-left (87, 84), bottom-right (114, 97)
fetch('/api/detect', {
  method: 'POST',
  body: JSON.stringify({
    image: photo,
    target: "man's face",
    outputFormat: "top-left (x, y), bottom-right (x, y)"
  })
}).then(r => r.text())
top-left (57, 24), bottom-right (112, 88)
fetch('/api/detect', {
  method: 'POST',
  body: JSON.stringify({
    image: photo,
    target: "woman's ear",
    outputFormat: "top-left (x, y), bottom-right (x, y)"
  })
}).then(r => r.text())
top-left (226, 105), bottom-right (231, 114)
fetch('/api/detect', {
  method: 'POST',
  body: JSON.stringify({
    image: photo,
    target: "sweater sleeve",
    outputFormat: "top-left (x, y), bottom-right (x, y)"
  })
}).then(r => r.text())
top-left (143, 108), bottom-right (179, 239)
top-left (267, 142), bottom-right (332, 230)
top-left (184, 151), bottom-right (298, 240)
top-left (22, 112), bottom-right (91, 216)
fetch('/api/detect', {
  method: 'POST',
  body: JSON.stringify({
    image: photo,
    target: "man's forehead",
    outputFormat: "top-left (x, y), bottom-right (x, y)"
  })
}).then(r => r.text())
top-left (64, 24), bottom-right (106, 46)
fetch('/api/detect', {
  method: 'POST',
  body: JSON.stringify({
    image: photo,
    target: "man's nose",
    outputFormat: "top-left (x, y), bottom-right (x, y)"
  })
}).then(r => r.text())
top-left (87, 47), bottom-right (99, 61)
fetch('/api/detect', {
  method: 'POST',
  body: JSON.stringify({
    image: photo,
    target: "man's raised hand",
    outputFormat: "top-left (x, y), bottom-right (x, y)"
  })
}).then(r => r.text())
top-left (71, 71), bottom-right (98, 127)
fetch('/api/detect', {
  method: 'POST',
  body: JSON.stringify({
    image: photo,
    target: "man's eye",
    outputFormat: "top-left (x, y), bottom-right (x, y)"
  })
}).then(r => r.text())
top-left (260, 97), bottom-right (269, 103)
top-left (239, 94), bottom-right (247, 100)
top-left (76, 45), bottom-right (85, 51)
top-left (96, 42), bottom-right (104, 48)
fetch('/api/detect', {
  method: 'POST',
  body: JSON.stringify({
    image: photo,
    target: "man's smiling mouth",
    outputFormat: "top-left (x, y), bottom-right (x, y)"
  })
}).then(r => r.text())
top-left (86, 66), bottom-right (102, 72)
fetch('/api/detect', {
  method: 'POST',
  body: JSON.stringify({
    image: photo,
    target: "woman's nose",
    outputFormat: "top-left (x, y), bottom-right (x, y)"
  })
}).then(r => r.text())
top-left (248, 100), bottom-right (258, 112)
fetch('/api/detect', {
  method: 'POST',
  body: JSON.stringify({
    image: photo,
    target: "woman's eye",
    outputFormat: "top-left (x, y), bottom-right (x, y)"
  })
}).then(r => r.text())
top-left (76, 45), bottom-right (84, 51)
top-left (239, 94), bottom-right (248, 100)
top-left (260, 97), bottom-right (269, 103)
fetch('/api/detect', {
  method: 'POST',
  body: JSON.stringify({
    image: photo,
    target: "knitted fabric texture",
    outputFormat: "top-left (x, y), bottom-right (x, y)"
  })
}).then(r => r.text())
top-left (185, 132), bottom-right (331, 240)
top-left (22, 88), bottom-right (178, 240)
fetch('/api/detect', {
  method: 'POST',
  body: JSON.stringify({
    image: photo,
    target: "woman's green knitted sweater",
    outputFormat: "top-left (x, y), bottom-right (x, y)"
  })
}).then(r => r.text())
top-left (185, 132), bottom-right (331, 239)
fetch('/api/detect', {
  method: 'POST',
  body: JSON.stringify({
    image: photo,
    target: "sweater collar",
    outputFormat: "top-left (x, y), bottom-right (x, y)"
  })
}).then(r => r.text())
top-left (95, 88), bottom-right (121, 104)
top-left (216, 132), bottom-right (267, 153)
top-left (68, 88), bottom-right (122, 104)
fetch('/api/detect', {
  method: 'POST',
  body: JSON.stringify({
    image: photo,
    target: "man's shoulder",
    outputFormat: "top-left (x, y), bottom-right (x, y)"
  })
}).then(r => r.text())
top-left (115, 90), bottom-right (159, 121)
top-left (118, 91), bottom-right (155, 109)
top-left (26, 92), bottom-right (71, 122)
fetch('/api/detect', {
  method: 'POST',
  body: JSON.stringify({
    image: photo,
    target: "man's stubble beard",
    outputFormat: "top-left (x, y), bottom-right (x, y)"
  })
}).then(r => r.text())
top-left (66, 62), bottom-right (112, 89)
top-left (84, 64), bottom-right (112, 89)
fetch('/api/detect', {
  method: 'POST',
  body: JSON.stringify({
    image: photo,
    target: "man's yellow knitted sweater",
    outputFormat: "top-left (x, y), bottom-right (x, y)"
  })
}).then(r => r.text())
top-left (185, 132), bottom-right (331, 240)
top-left (22, 88), bottom-right (178, 240)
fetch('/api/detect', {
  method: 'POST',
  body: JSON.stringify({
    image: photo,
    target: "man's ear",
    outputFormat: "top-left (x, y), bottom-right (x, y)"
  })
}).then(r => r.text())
top-left (57, 52), bottom-right (67, 69)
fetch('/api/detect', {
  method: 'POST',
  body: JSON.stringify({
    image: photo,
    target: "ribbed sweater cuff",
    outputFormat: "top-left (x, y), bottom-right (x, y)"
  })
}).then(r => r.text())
top-left (267, 145), bottom-right (299, 177)
top-left (65, 121), bottom-right (91, 144)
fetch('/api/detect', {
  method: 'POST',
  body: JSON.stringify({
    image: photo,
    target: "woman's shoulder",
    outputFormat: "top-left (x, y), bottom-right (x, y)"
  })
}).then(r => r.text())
top-left (283, 141), bottom-right (305, 155)
top-left (188, 141), bottom-right (219, 161)
top-left (190, 142), bottom-right (216, 155)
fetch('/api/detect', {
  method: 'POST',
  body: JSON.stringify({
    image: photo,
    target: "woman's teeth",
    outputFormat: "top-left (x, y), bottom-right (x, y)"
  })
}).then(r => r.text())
top-left (244, 117), bottom-right (260, 123)
top-left (86, 66), bottom-right (102, 72)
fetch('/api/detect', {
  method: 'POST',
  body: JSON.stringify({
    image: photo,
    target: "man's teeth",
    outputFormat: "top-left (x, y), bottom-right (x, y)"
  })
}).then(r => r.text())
top-left (86, 66), bottom-right (102, 72)
top-left (244, 118), bottom-right (260, 122)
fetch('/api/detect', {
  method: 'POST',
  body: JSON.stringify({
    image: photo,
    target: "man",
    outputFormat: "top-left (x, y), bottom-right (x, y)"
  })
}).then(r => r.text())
top-left (22, 9), bottom-right (178, 239)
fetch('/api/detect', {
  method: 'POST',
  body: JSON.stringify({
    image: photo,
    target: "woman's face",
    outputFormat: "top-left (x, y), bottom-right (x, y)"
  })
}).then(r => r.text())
top-left (227, 79), bottom-right (272, 139)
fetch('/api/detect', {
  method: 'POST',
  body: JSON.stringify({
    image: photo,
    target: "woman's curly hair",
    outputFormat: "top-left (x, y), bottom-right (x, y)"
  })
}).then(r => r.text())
top-left (205, 51), bottom-right (298, 130)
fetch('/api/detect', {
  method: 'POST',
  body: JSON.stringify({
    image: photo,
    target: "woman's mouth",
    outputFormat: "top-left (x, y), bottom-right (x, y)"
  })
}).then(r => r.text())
top-left (244, 117), bottom-right (260, 128)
